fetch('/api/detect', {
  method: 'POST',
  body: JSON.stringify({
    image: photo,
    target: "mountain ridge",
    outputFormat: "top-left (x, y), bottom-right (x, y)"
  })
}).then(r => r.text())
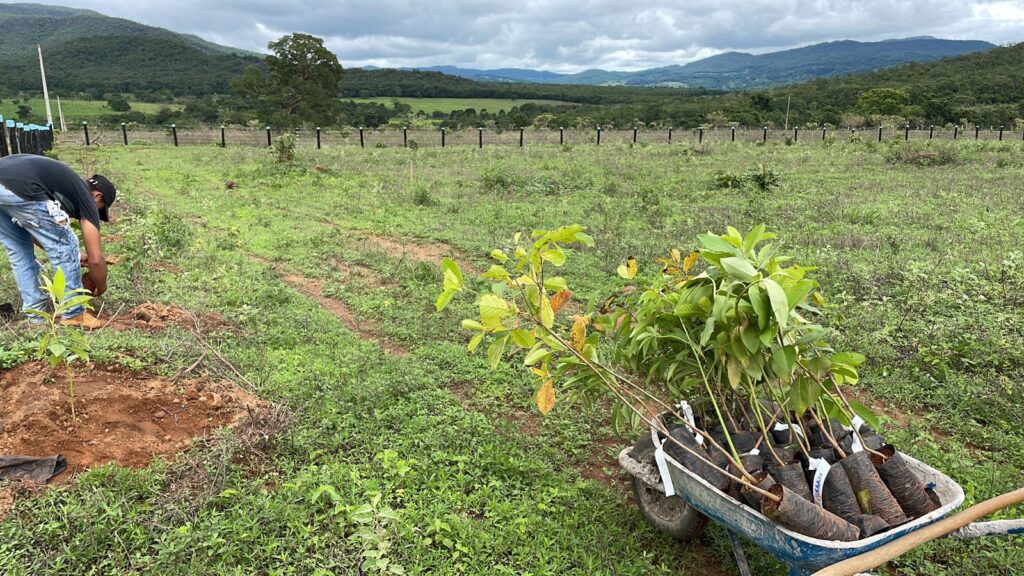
top-left (392, 37), bottom-right (995, 89)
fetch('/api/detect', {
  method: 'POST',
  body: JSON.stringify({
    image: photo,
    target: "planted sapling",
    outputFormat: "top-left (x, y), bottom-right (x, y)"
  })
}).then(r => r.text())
top-left (26, 268), bottom-right (95, 420)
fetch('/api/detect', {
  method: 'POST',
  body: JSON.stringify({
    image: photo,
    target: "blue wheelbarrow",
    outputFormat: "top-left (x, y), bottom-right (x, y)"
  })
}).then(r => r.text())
top-left (618, 420), bottom-right (1024, 576)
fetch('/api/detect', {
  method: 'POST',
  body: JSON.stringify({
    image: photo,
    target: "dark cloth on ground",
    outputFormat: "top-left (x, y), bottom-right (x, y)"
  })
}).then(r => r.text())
top-left (0, 454), bottom-right (68, 483)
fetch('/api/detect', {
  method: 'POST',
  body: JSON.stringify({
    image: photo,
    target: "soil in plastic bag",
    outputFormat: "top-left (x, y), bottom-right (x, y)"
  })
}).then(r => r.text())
top-left (741, 470), bottom-right (776, 510)
top-left (849, 514), bottom-right (890, 538)
top-left (763, 445), bottom-right (798, 469)
top-left (769, 462), bottom-right (813, 501)
top-left (761, 484), bottom-right (860, 542)
top-left (810, 418), bottom-right (849, 448)
top-left (821, 464), bottom-right (861, 521)
top-left (665, 428), bottom-right (729, 492)
top-left (807, 446), bottom-right (838, 465)
top-left (840, 432), bottom-right (884, 455)
top-left (840, 451), bottom-right (908, 526)
top-left (872, 445), bottom-right (938, 519)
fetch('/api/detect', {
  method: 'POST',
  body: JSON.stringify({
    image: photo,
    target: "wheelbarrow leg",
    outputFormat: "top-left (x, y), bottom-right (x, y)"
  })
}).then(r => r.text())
top-left (726, 530), bottom-right (752, 576)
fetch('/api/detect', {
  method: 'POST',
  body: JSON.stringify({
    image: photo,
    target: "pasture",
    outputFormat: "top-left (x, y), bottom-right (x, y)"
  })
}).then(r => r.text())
top-left (0, 139), bottom-right (1021, 574)
top-left (0, 98), bottom-right (183, 125)
top-left (346, 96), bottom-right (576, 114)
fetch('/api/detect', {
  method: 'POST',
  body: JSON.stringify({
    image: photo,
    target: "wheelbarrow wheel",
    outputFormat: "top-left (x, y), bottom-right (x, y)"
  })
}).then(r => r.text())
top-left (631, 433), bottom-right (708, 542)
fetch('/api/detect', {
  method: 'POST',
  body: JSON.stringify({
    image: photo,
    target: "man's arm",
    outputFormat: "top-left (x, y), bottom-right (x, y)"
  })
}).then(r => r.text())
top-left (80, 219), bottom-right (108, 296)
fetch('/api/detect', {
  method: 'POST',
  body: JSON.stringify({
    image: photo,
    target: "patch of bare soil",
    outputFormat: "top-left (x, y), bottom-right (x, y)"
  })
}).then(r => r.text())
top-left (278, 273), bottom-right (408, 355)
top-left (581, 437), bottom-right (631, 489)
top-left (98, 302), bottom-right (229, 333)
top-left (361, 234), bottom-right (477, 272)
top-left (0, 362), bottom-right (259, 480)
top-left (0, 488), bottom-right (12, 521)
top-left (335, 260), bottom-right (388, 288)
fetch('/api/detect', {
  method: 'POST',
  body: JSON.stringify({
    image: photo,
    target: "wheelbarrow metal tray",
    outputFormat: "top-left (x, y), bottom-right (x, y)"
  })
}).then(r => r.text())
top-left (662, 450), bottom-right (964, 575)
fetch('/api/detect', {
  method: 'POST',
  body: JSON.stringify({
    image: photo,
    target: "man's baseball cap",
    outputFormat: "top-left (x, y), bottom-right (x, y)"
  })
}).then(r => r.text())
top-left (87, 174), bottom-right (117, 222)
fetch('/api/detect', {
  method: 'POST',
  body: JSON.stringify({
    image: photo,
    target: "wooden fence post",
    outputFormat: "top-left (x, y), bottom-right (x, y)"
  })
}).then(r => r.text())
top-left (82, 121), bottom-right (90, 146)
top-left (172, 124), bottom-right (178, 147)
top-left (121, 122), bottom-right (128, 145)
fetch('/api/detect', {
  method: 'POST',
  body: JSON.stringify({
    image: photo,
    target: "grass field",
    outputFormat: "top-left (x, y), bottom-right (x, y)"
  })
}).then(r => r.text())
top-left (0, 139), bottom-right (1022, 574)
top-left (347, 97), bottom-right (576, 114)
top-left (0, 98), bottom-right (183, 125)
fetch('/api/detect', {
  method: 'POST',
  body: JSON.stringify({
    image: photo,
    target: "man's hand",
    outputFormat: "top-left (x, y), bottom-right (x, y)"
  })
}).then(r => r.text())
top-left (80, 220), bottom-right (108, 297)
top-left (82, 271), bottom-right (98, 294)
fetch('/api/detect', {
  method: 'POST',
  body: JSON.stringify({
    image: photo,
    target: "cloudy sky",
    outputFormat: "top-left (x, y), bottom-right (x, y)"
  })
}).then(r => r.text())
top-left (12, 0), bottom-right (1024, 71)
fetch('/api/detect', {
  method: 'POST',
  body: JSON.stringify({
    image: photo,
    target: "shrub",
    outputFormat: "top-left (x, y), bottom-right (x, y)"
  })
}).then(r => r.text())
top-left (747, 163), bottom-right (780, 192)
top-left (710, 171), bottom-right (744, 190)
top-left (885, 144), bottom-right (959, 167)
top-left (273, 133), bottom-right (296, 163)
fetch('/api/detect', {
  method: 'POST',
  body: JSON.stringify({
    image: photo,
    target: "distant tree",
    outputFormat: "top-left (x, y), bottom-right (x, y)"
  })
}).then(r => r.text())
top-left (232, 33), bottom-right (343, 126)
top-left (16, 104), bottom-right (32, 120)
top-left (857, 88), bottom-right (909, 116)
top-left (107, 96), bottom-right (131, 112)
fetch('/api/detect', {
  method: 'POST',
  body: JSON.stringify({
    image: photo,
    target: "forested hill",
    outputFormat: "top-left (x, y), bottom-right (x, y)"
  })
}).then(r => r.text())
top-left (0, 3), bottom-right (262, 98)
top-left (404, 37), bottom-right (995, 89)
top-left (769, 41), bottom-right (1024, 126)
top-left (342, 42), bottom-right (1024, 128)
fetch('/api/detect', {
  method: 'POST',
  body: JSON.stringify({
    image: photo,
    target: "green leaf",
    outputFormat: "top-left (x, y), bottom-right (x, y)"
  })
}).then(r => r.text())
top-left (52, 267), bottom-right (66, 302)
top-left (696, 234), bottom-right (738, 255)
top-left (748, 284), bottom-right (768, 330)
top-left (763, 278), bottom-right (789, 330)
top-left (785, 279), bottom-right (816, 309)
top-left (48, 342), bottom-right (67, 358)
top-left (482, 265), bottom-right (510, 281)
top-left (542, 276), bottom-right (568, 292)
top-left (720, 256), bottom-right (759, 282)
top-left (574, 232), bottom-right (595, 247)
top-left (740, 324), bottom-right (760, 354)
top-left (511, 328), bottom-right (535, 348)
top-left (467, 332), bottom-right (485, 353)
top-left (479, 293), bottom-right (511, 329)
top-left (486, 334), bottom-right (509, 369)
top-left (700, 317), bottom-right (715, 346)
top-left (490, 249), bottom-right (508, 262)
top-left (742, 224), bottom-right (767, 254)
top-left (461, 319), bottom-right (484, 331)
top-left (542, 245), bottom-right (566, 266)
top-left (435, 290), bottom-right (456, 312)
top-left (832, 352), bottom-right (866, 366)
top-left (523, 346), bottom-right (551, 366)
top-left (848, 399), bottom-right (881, 431)
top-left (441, 258), bottom-right (464, 292)
top-left (539, 294), bottom-right (554, 329)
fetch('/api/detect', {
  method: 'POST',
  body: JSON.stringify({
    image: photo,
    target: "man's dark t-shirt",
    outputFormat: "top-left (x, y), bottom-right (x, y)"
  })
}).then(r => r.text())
top-left (0, 154), bottom-right (101, 229)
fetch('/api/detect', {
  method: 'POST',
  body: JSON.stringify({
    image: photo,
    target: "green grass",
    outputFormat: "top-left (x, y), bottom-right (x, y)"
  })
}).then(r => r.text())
top-left (347, 97), bottom-right (576, 115)
top-left (0, 98), bottom-right (183, 125)
top-left (0, 138), bottom-right (1022, 574)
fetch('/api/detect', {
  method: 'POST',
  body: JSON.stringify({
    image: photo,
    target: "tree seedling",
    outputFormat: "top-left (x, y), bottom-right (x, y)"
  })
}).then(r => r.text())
top-left (26, 268), bottom-right (94, 420)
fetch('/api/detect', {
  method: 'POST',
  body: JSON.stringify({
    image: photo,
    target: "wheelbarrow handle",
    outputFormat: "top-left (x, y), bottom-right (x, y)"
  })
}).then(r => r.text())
top-left (950, 519), bottom-right (1024, 538)
top-left (812, 487), bottom-right (1024, 576)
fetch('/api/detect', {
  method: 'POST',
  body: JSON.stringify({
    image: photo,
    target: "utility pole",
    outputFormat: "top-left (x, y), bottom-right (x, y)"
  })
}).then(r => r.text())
top-left (37, 45), bottom-right (54, 128)
top-left (784, 94), bottom-right (792, 132)
top-left (56, 96), bottom-right (66, 132)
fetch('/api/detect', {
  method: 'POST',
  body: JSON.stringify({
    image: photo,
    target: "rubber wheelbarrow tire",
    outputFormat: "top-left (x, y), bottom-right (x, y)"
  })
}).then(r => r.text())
top-left (631, 433), bottom-right (708, 542)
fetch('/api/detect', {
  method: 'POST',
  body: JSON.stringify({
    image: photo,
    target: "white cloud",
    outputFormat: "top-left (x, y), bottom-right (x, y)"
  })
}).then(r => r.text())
top-left (6, 0), bottom-right (1020, 71)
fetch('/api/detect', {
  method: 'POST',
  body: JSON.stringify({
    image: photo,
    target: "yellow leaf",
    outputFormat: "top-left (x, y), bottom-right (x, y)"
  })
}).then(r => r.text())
top-left (570, 315), bottom-right (588, 351)
top-left (683, 250), bottom-right (701, 273)
top-left (529, 366), bottom-right (548, 378)
top-left (550, 289), bottom-right (572, 313)
top-left (536, 379), bottom-right (555, 415)
top-left (617, 256), bottom-right (638, 279)
top-left (670, 248), bottom-right (681, 262)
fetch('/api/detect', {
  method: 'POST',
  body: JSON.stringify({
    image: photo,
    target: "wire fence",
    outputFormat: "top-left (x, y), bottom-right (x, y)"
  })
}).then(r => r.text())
top-left (55, 124), bottom-right (1024, 150)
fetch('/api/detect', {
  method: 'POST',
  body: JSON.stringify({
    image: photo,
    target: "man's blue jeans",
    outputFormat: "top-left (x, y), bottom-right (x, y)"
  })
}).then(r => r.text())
top-left (0, 183), bottom-right (85, 320)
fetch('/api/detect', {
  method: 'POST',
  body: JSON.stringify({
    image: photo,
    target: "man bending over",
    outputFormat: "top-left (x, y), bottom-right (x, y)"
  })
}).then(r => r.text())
top-left (0, 154), bottom-right (117, 328)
